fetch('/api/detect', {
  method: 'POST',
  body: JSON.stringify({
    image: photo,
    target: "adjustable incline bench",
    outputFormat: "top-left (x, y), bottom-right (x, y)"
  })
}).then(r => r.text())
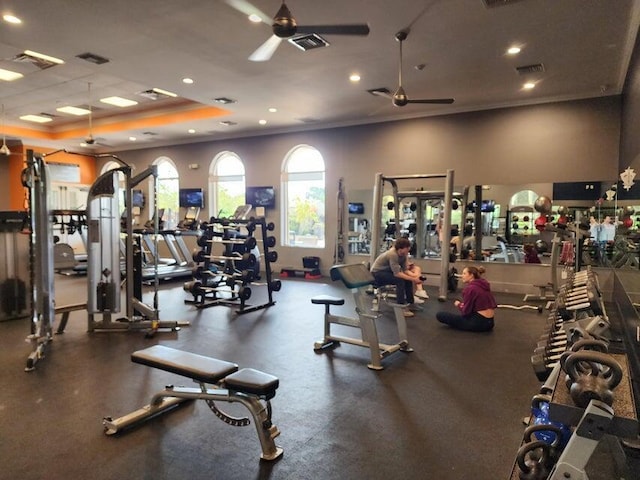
top-left (103, 345), bottom-right (283, 461)
top-left (311, 263), bottom-right (413, 370)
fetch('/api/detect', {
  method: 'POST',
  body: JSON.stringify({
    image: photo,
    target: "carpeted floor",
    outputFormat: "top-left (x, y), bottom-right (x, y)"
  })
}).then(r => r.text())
top-left (0, 274), bottom-right (637, 480)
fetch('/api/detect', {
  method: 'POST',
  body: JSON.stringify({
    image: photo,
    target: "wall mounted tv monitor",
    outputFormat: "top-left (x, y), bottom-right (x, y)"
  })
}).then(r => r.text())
top-left (246, 186), bottom-right (276, 208)
top-left (348, 202), bottom-right (365, 214)
top-left (481, 200), bottom-right (495, 212)
top-left (179, 188), bottom-right (205, 208)
top-left (132, 189), bottom-right (145, 207)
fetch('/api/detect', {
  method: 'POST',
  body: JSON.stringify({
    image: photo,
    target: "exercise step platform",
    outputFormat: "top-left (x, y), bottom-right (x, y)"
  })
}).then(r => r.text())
top-left (280, 267), bottom-right (321, 279)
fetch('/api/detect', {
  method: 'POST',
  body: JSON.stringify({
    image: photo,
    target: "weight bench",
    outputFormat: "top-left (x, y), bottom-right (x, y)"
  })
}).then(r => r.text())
top-left (103, 345), bottom-right (283, 461)
top-left (311, 263), bottom-right (413, 370)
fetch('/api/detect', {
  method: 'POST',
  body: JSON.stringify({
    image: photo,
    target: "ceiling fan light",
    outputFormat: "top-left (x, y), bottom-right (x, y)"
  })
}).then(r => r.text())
top-left (0, 143), bottom-right (10, 155)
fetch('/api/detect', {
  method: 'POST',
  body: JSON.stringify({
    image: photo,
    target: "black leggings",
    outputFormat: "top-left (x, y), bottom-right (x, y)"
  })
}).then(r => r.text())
top-left (435, 311), bottom-right (494, 332)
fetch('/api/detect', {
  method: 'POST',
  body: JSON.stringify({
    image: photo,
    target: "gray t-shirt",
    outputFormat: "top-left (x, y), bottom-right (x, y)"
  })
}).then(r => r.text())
top-left (370, 248), bottom-right (407, 275)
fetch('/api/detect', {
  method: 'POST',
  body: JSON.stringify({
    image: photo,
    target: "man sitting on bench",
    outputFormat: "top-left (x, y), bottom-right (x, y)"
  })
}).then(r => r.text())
top-left (370, 237), bottom-right (426, 317)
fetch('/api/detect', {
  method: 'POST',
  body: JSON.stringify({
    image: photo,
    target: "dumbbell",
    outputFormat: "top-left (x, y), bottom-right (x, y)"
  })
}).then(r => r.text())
top-left (207, 252), bottom-right (257, 267)
top-left (531, 329), bottom-right (594, 381)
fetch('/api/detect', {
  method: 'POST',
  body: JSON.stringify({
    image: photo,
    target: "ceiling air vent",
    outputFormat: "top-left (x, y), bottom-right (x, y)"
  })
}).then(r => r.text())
top-left (214, 97), bottom-right (236, 104)
top-left (516, 63), bottom-right (545, 75)
top-left (76, 52), bottom-right (110, 65)
top-left (483, 0), bottom-right (525, 8)
top-left (142, 131), bottom-right (159, 136)
top-left (288, 34), bottom-right (329, 51)
top-left (138, 90), bottom-right (169, 101)
top-left (219, 120), bottom-right (237, 126)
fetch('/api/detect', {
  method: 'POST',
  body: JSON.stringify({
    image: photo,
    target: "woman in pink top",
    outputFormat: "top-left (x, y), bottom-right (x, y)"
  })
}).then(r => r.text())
top-left (435, 265), bottom-right (497, 332)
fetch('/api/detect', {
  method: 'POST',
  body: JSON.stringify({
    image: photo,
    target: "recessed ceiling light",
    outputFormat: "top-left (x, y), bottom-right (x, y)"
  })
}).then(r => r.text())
top-left (0, 68), bottom-right (24, 81)
top-left (248, 14), bottom-right (262, 23)
top-left (3, 14), bottom-right (21, 24)
top-left (56, 106), bottom-right (91, 116)
top-left (20, 114), bottom-right (53, 123)
top-left (259, 119), bottom-right (267, 125)
top-left (100, 96), bottom-right (138, 107)
top-left (24, 50), bottom-right (64, 65)
top-left (182, 78), bottom-right (194, 84)
top-left (507, 46), bottom-right (521, 55)
top-left (188, 129), bottom-right (196, 134)
top-left (80, 142), bottom-right (88, 147)
top-left (349, 73), bottom-right (361, 82)
top-left (523, 82), bottom-right (536, 90)
top-left (129, 136), bottom-right (137, 141)
top-left (152, 87), bottom-right (178, 98)
top-left (268, 107), bottom-right (277, 113)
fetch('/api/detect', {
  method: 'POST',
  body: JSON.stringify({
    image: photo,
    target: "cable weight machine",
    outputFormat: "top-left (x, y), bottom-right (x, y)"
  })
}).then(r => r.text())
top-left (85, 156), bottom-right (187, 334)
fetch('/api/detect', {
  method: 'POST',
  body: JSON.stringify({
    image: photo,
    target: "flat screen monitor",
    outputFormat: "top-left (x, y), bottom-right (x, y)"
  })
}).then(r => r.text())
top-left (481, 200), bottom-right (495, 212)
top-left (132, 189), bottom-right (145, 207)
top-left (246, 186), bottom-right (275, 208)
top-left (179, 188), bottom-right (205, 208)
top-left (348, 202), bottom-right (365, 214)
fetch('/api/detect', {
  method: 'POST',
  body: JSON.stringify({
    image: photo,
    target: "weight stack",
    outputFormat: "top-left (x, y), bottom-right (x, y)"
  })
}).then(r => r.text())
top-left (0, 211), bottom-right (30, 321)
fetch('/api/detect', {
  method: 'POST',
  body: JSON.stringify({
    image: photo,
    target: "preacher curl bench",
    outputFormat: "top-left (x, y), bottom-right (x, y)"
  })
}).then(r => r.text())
top-left (103, 345), bottom-right (283, 461)
top-left (312, 263), bottom-right (413, 370)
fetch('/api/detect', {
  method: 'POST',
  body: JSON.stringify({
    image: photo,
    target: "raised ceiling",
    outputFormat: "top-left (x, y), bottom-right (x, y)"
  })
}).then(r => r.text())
top-left (0, 0), bottom-right (639, 152)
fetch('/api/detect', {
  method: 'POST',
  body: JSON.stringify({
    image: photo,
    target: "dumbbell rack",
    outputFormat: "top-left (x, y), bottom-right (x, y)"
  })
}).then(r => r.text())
top-left (185, 217), bottom-right (280, 314)
top-left (511, 267), bottom-right (640, 479)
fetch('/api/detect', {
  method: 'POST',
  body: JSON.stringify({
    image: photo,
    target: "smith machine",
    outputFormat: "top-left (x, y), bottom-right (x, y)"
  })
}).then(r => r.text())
top-left (369, 170), bottom-right (456, 301)
top-left (23, 149), bottom-right (186, 371)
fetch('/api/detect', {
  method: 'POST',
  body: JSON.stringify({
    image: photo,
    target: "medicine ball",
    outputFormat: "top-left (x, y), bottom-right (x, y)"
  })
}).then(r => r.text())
top-left (535, 215), bottom-right (547, 232)
top-left (534, 196), bottom-right (552, 214)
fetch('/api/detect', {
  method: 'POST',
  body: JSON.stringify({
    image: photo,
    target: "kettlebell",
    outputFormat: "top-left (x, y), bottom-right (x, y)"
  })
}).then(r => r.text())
top-left (529, 395), bottom-right (571, 449)
top-left (560, 338), bottom-right (609, 388)
top-left (516, 440), bottom-right (552, 480)
top-left (564, 351), bottom-right (623, 408)
top-left (523, 423), bottom-right (564, 465)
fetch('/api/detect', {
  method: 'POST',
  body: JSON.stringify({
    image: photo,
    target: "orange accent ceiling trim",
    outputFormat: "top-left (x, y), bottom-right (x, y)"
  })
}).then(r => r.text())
top-left (2, 104), bottom-right (231, 141)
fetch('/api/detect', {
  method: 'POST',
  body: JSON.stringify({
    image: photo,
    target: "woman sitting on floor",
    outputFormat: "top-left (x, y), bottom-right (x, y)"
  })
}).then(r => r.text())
top-left (435, 265), bottom-right (497, 332)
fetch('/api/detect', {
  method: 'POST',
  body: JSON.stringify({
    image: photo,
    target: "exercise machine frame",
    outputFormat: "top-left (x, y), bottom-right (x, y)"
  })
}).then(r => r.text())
top-left (312, 263), bottom-right (413, 370)
top-left (369, 170), bottom-right (455, 301)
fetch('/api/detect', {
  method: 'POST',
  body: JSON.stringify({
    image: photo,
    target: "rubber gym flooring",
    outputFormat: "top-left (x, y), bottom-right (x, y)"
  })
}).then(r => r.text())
top-left (0, 274), bottom-right (638, 480)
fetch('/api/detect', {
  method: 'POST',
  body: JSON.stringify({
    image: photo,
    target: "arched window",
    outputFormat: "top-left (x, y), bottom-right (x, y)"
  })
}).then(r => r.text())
top-left (282, 145), bottom-right (325, 247)
top-left (150, 156), bottom-right (179, 228)
top-left (100, 160), bottom-right (120, 174)
top-left (209, 152), bottom-right (246, 218)
top-left (510, 189), bottom-right (538, 207)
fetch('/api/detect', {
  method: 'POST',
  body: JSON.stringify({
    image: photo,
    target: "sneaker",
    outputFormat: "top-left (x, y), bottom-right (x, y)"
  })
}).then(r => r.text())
top-left (403, 309), bottom-right (415, 318)
top-left (412, 296), bottom-right (425, 304)
top-left (415, 290), bottom-right (429, 299)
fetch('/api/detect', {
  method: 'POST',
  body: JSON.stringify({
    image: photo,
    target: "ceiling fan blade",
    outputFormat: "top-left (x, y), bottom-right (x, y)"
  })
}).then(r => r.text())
top-left (296, 24), bottom-right (370, 36)
top-left (249, 35), bottom-right (283, 62)
top-left (224, 0), bottom-right (272, 25)
top-left (370, 90), bottom-right (393, 100)
top-left (407, 98), bottom-right (455, 104)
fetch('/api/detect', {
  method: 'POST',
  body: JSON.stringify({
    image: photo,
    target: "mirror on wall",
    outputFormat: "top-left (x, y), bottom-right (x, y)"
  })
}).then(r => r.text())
top-left (347, 180), bottom-right (640, 269)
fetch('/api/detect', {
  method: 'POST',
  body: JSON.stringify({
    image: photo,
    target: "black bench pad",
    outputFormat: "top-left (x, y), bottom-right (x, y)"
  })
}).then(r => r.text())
top-left (330, 263), bottom-right (374, 289)
top-left (132, 345), bottom-right (238, 384)
top-left (224, 368), bottom-right (279, 399)
top-left (311, 295), bottom-right (345, 306)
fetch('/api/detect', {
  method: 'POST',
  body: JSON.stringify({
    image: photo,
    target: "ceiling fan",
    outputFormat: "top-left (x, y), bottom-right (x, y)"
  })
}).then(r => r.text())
top-left (373, 29), bottom-right (454, 107)
top-left (225, 0), bottom-right (370, 62)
